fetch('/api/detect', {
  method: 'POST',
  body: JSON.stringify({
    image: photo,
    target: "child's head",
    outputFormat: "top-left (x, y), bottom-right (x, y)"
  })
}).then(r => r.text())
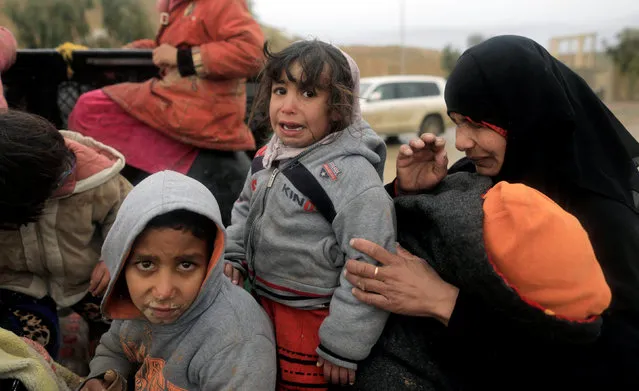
top-left (124, 209), bottom-right (218, 324)
top-left (252, 40), bottom-right (358, 148)
top-left (0, 110), bottom-right (76, 229)
top-left (483, 181), bottom-right (611, 320)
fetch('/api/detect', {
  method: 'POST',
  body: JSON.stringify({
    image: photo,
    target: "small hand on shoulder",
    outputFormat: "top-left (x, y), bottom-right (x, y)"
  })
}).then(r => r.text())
top-left (223, 263), bottom-right (245, 286)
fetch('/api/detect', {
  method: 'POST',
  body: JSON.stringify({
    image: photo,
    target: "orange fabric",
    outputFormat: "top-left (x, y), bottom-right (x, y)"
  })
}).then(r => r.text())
top-left (260, 297), bottom-right (329, 391)
top-left (483, 181), bottom-right (611, 321)
top-left (103, 0), bottom-right (264, 151)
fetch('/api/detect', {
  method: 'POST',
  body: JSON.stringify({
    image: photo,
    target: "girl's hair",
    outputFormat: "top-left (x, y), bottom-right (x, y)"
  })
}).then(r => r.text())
top-left (250, 40), bottom-right (355, 139)
top-left (0, 110), bottom-right (76, 229)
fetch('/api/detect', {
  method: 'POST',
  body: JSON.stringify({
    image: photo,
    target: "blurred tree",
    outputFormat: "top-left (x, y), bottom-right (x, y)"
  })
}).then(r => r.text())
top-left (101, 0), bottom-right (154, 46)
top-left (5, 0), bottom-right (92, 48)
top-left (440, 44), bottom-right (461, 76)
top-left (607, 28), bottom-right (639, 97)
top-left (467, 33), bottom-right (485, 48)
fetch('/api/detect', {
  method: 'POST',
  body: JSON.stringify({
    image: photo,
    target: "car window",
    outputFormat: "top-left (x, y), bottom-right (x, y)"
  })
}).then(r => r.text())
top-left (396, 82), bottom-right (425, 99)
top-left (396, 82), bottom-right (442, 99)
top-left (359, 82), bottom-right (372, 97)
top-left (371, 84), bottom-right (397, 100)
top-left (420, 82), bottom-right (441, 97)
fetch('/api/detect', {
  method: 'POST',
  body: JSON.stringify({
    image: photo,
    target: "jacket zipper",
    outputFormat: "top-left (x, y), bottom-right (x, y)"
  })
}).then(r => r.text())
top-left (246, 168), bottom-right (279, 286)
top-left (245, 144), bottom-right (323, 288)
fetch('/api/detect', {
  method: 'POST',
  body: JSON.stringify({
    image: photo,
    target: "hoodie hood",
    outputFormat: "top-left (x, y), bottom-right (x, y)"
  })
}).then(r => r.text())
top-left (317, 121), bottom-right (387, 181)
top-left (55, 130), bottom-right (125, 198)
top-left (100, 171), bottom-right (226, 327)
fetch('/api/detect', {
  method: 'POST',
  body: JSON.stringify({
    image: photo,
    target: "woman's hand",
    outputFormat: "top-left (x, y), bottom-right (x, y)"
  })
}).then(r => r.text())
top-left (344, 239), bottom-right (459, 325)
top-left (396, 133), bottom-right (448, 193)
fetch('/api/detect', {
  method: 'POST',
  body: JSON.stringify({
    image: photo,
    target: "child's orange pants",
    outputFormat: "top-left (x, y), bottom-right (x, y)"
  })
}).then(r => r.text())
top-left (259, 296), bottom-right (330, 391)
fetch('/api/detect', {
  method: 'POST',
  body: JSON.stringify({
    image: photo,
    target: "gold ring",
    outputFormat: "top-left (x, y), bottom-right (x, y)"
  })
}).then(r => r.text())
top-left (374, 266), bottom-right (379, 279)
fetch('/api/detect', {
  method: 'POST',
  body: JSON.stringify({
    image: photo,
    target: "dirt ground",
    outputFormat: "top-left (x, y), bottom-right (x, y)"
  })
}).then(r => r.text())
top-left (383, 101), bottom-right (639, 183)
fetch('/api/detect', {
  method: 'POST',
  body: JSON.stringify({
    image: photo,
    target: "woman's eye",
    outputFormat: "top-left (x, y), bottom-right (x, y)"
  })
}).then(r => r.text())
top-left (272, 87), bottom-right (286, 95)
top-left (302, 90), bottom-right (316, 98)
top-left (136, 261), bottom-right (155, 271)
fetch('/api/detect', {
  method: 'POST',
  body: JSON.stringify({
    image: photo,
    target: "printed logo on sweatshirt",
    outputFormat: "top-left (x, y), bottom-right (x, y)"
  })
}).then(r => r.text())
top-left (320, 161), bottom-right (340, 181)
top-left (282, 183), bottom-right (317, 213)
top-left (136, 356), bottom-right (186, 391)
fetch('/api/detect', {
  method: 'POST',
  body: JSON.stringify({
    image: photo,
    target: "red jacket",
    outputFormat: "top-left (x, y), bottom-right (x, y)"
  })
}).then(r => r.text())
top-left (103, 0), bottom-right (264, 150)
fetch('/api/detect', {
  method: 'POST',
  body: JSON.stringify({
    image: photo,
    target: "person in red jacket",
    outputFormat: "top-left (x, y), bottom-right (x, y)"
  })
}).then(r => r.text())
top-left (69, 0), bottom-right (264, 177)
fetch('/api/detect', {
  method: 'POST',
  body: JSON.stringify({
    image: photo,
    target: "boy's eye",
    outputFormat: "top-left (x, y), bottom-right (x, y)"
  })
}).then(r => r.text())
top-left (136, 260), bottom-right (155, 272)
top-left (301, 90), bottom-right (316, 98)
top-left (272, 87), bottom-right (286, 95)
top-left (178, 262), bottom-right (196, 272)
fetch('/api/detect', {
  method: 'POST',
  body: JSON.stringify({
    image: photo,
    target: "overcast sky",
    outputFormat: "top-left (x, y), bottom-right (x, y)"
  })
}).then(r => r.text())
top-left (253, 0), bottom-right (639, 50)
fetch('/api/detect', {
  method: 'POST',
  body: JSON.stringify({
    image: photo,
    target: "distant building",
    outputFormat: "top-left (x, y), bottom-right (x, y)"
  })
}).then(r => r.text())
top-left (549, 33), bottom-right (636, 101)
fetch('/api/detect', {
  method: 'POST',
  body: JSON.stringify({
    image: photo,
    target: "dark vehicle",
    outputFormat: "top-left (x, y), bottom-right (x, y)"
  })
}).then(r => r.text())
top-left (2, 49), bottom-right (268, 225)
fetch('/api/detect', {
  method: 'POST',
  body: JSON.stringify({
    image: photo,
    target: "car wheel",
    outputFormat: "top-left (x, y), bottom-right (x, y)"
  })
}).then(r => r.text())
top-left (418, 115), bottom-right (444, 136)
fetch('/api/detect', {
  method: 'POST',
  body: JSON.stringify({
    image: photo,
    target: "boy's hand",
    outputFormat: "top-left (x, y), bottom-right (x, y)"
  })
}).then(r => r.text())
top-left (317, 357), bottom-right (356, 386)
top-left (223, 263), bottom-right (245, 286)
top-left (81, 370), bottom-right (124, 391)
top-left (89, 261), bottom-right (110, 297)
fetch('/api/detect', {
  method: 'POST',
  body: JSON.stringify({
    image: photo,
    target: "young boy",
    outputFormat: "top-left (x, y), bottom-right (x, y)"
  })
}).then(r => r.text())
top-left (82, 170), bottom-right (276, 391)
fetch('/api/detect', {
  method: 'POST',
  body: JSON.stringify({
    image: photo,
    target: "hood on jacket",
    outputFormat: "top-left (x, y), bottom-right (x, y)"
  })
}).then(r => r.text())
top-left (54, 130), bottom-right (126, 198)
top-left (100, 171), bottom-right (226, 325)
top-left (321, 122), bottom-right (387, 181)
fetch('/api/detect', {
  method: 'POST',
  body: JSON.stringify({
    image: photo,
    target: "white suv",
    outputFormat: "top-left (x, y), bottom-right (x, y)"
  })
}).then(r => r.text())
top-left (359, 75), bottom-right (451, 136)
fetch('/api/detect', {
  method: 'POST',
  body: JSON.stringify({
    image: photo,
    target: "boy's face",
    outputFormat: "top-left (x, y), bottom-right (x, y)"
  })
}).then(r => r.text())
top-left (125, 227), bottom-right (209, 324)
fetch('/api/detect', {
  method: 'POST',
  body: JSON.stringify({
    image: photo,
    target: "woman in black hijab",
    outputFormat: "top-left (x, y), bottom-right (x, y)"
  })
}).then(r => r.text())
top-left (344, 35), bottom-right (639, 389)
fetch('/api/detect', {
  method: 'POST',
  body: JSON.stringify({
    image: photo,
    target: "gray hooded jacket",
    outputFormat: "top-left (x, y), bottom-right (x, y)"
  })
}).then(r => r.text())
top-left (88, 171), bottom-right (276, 390)
top-left (226, 121), bottom-right (397, 370)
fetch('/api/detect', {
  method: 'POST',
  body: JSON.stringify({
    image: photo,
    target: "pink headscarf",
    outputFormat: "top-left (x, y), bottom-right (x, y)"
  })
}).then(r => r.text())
top-left (0, 27), bottom-right (17, 110)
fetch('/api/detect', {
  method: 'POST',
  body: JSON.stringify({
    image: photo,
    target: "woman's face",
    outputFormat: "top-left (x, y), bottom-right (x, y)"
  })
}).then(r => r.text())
top-left (451, 112), bottom-right (507, 177)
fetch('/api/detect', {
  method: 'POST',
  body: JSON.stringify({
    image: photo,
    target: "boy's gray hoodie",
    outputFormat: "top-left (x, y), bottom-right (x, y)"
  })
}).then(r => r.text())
top-left (88, 171), bottom-right (276, 390)
top-left (226, 122), bottom-right (396, 369)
